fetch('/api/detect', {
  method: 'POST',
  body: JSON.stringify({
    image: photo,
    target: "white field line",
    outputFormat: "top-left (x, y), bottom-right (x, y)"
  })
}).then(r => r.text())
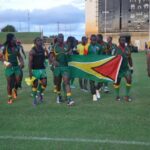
top-left (0, 135), bottom-right (150, 146)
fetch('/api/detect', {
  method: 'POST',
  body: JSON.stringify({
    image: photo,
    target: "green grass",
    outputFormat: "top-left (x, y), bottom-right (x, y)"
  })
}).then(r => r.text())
top-left (0, 32), bottom-right (41, 44)
top-left (0, 52), bottom-right (150, 150)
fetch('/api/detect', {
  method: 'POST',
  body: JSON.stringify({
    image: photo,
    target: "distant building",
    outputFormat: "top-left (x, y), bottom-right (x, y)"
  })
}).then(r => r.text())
top-left (85, 0), bottom-right (150, 49)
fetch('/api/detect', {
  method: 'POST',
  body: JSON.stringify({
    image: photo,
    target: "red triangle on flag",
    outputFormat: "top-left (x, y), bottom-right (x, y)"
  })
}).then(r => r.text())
top-left (92, 55), bottom-right (122, 81)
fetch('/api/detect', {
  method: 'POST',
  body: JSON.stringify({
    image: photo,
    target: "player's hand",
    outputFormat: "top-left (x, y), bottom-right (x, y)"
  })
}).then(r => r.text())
top-left (3, 61), bottom-right (12, 68)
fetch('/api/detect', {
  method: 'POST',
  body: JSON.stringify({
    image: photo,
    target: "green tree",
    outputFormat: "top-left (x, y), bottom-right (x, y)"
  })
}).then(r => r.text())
top-left (1, 25), bottom-right (17, 32)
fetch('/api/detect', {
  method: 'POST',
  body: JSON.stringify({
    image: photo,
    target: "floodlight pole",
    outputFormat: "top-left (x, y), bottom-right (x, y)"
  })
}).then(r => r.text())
top-left (104, 0), bottom-right (107, 39)
top-left (27, 10), bottom-right (30, 32)
top-left (57, 22), bottom-right (60, 34)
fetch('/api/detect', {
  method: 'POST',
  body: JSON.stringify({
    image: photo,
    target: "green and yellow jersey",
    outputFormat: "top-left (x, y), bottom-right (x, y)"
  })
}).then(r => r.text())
top-left (98, 41), bottom-right (108, 55)
top-left (88, 43), bottom-right (102, 55)
top-left (3, 45), bottom-right (20, 66)
top-left (116, 46), bottom-right (131, 73)
top-left (53, 43), bottom-right (69, 67)
top-left (107, 43), bottom-right (117, 55)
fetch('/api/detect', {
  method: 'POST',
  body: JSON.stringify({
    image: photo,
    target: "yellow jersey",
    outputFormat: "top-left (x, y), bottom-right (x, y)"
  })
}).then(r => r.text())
top-left (77, 43), bottom-right (89, 55)
top-left (146, 41), bottom-right (150, 49)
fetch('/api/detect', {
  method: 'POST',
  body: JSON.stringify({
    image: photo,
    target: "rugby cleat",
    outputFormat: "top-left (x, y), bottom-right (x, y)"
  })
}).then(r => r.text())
top-left (124, 96), bottom-right (132, 102)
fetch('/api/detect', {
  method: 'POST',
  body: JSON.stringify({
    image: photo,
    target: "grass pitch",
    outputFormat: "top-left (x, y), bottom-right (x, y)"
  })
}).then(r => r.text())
top-left (0, 52), bottom-right (150, 150)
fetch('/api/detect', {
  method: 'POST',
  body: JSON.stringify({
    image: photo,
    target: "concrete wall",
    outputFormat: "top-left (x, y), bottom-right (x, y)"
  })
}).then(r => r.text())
top-left (85, 0), bottom-right (99, 35)
top-left (85, 0), bottom-right (149, 50)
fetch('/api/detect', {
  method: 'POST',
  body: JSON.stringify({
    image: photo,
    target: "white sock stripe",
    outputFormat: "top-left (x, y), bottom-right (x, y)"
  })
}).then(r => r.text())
top-left (0, 135), bottom-right (150, 146)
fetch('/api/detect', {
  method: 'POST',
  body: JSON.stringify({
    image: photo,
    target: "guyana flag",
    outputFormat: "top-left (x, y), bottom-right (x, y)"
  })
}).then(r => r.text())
top-left (68, 55), bottom-right (122, 83)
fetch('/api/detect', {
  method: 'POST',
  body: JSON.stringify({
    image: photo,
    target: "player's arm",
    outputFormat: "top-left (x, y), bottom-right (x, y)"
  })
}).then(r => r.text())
top-left (48, 46), bottom-right (55, 64)
top-left (44, 47), bottom-right (49, 59)
top-left (0, 46), bottom-right (4, 62)
top-left (147, 52), bottom-right (150, 77)
top-left (49, 49), bottom-right (59, 67)
top-left (111, 44), bottom-right (117, 56)
top-left (20, 45), bottom-right (26, 59)
top-left (127, 50), bottom-right (133, 73)
top-left (17, 50), bottom-right (24, 69)
top-left (65, 45), bottom-right (72, 55)
top-left (29, 50), bottom-right (34, 78)
top-left (113, 46), bottom-right (118, 56)
top-left (76, 44), bottom-right (80, 54)
top-left (1, 46), bottom-right (12, 67)
top-left (106, 43), bottom-right (110, 55)
top-left (128, 54), bottom-right (133, 67)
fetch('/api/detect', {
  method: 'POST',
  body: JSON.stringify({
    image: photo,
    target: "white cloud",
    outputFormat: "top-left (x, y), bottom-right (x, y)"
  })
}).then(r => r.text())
top-left (0, 0), bottom-right (85, 10)
top-left (0, 5), bottom-right (85, 24)
top-left (0, 0), bottom-right (85, 38)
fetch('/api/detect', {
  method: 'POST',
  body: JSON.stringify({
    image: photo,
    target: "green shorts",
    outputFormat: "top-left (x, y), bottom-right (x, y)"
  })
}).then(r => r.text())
top-left (118, 69), bottom-right (131, 78)
top-left (54, 66), bottom-right (70, 77)
top-left (5, 66), bottom-right (21, 77)
top-left (32, 69), bottom-right (47, 79)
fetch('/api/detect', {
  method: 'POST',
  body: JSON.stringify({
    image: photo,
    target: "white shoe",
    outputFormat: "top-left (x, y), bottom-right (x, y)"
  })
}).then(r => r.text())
top-left (93, 94), bottom-right (98, 101)
top-left (56, 95), bottom-right (62, 104)
top-left (67, 100), bottom-right (75, 106)
top-left (96, 90), bottom-right (101, 99)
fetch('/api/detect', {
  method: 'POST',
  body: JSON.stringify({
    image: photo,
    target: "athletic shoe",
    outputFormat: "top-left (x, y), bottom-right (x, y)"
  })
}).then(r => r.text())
top-left (116, 96), bottom-right (121, 101)
top-left (39, 93), bottom-right (44, 103)
top-left (103, 86), bottom-right (110, 93)
top-left (7, 99), bottom-right (13, 104)
top-left (124, 96), bottom-right (132, 102)
top-left (67, 99), bottom-right (75, 106)
top-left (56, 95), bottom-right (63, 104)
top-left (33, 97), bottom-right (38, 106)
top-left (96, 90), bottom-right (101, 99)
top-left (93, 94), bottom-right (98, 101)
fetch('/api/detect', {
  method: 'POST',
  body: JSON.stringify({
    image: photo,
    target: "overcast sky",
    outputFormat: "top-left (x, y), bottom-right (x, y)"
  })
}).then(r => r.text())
top-left (0, 0), bottom-right (85, 38)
